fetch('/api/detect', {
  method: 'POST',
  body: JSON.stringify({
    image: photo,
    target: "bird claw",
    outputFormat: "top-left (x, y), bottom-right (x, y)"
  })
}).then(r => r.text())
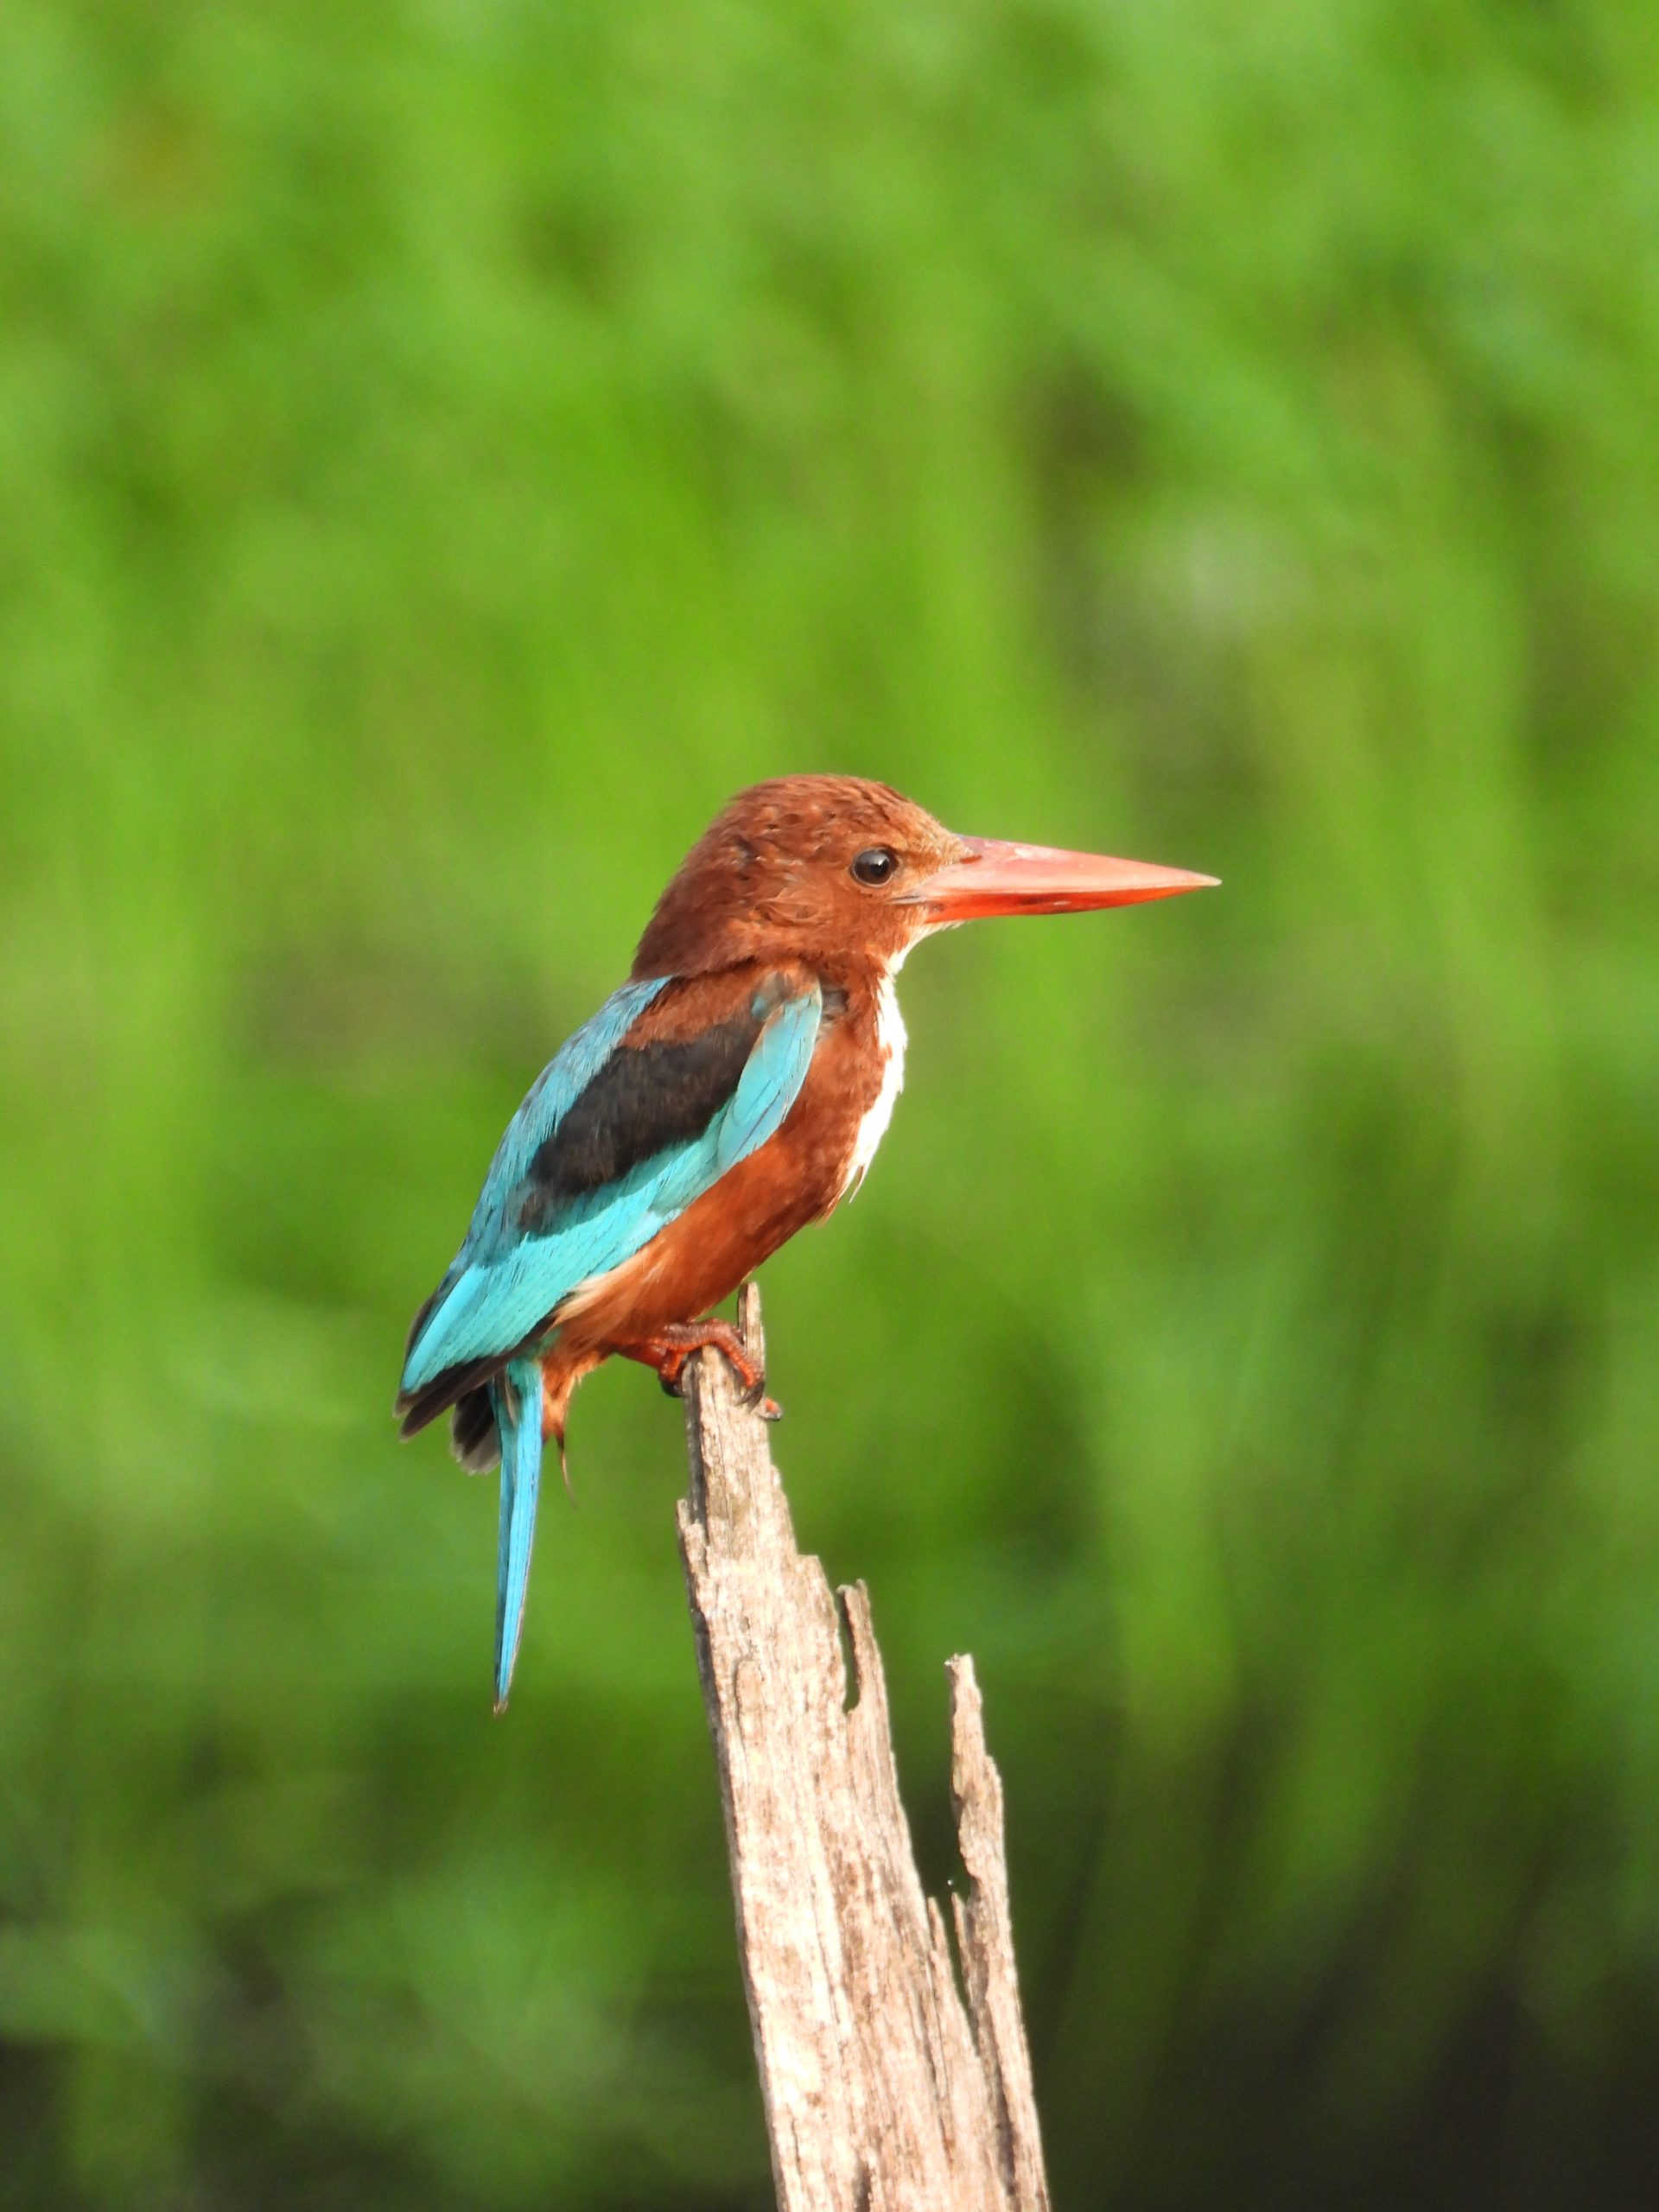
top-left (635, 1325), bottom-right (777, 1417)
top-left (736, 1372), bottom-right (783, 1421)
top-left (663, 1361), bottom-right (779, 1421)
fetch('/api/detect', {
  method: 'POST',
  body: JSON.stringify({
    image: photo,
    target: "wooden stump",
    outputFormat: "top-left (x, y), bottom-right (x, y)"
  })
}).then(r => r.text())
top-left (677, 1284), bottom-right (1050, 2212)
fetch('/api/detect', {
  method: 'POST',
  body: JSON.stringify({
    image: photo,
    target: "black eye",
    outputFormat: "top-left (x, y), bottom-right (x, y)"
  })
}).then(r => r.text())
top-left (850, 847), bottom-right (898, 887)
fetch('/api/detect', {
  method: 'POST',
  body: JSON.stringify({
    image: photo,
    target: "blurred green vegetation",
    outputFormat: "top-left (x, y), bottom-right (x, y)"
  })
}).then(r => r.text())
top-left (3, 2), bottom-right (1658, 2206)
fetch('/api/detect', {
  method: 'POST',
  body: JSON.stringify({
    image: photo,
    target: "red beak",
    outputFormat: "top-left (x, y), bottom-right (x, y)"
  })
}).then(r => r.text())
top-left (906, 836), bottom-right (1219, 921)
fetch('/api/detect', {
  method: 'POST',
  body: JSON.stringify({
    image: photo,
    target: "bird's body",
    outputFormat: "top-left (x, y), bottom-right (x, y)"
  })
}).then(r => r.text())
top-left (397, 775), bottom-right (1213, 1705)
top-left (512, 948), bottom-right (902, 1439)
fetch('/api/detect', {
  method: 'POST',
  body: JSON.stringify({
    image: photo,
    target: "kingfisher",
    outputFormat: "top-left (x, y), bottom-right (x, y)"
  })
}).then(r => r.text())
top-left (397, 775), bottom-right (1215, 1706)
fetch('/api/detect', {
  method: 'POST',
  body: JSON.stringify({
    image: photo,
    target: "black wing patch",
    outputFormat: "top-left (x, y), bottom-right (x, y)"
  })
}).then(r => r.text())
top-left (515, 974), bottom-right (794, 1232)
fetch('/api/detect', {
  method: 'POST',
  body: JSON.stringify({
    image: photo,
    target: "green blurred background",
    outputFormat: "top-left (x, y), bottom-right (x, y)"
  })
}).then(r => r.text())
top-left (3, 2), bottom-right (1657, 2206)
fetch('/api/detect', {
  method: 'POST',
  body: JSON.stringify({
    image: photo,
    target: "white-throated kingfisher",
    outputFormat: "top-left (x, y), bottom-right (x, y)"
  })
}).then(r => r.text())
top-left (397, 776), bottom-right (1216, 1706)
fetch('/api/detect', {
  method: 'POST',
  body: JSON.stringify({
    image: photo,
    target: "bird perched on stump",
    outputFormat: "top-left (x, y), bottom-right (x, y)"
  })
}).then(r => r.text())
top-left (397, 775), bottom-right (1216, 1706)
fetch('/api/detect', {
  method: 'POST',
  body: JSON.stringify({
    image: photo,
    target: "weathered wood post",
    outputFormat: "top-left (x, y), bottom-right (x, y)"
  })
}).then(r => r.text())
top-left (677, 1283), bottom-right (1051, 2212)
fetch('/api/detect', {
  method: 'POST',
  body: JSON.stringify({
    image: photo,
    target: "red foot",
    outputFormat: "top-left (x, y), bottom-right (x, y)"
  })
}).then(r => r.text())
top-left (620, 1322), bottom-right (782, 1421)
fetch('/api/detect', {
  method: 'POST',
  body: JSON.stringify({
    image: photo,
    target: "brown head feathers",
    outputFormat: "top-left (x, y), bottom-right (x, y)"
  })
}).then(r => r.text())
top-left (632, 776), bottom-right (964, 980)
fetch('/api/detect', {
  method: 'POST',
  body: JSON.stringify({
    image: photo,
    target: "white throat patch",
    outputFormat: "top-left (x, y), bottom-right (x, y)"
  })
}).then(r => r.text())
top-left (842, 969), bottom-right (907, 1199)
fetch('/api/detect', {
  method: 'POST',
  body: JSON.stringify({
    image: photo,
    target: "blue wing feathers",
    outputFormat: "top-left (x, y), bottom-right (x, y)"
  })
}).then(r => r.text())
top-left (400, 980), bottom-right (667, 1393)
top-left (716, 991), bottom-right (823, 1174)
top-left (463, 978), bottom-right (669, 1262)
top-left (402, 977), bottom-right (821, 1398)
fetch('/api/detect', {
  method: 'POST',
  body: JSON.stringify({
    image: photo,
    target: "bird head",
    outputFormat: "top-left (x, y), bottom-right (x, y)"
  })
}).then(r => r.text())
top-left (632, 774), bottom-right (1217, 978)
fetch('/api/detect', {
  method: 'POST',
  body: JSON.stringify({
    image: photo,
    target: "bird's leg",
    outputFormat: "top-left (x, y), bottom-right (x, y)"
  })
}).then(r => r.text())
top-left (619, 1322), bottom-right (783, 1421)
top-left (539, 1351), bottom-right (600, 1497)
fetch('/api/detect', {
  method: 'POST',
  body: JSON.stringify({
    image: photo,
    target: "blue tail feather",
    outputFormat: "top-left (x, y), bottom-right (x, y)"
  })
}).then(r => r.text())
top-left (492, 1357), bottom-right (544, 1711)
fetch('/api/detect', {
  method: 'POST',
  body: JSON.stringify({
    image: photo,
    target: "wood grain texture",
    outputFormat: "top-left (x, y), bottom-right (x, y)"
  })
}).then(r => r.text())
top-left (677, 1283), bottom-right (1051, 2212)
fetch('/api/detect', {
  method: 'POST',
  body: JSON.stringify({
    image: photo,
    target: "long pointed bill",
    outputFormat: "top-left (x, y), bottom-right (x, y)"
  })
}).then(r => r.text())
top-left (905, 836), bottom-right (1219, 922)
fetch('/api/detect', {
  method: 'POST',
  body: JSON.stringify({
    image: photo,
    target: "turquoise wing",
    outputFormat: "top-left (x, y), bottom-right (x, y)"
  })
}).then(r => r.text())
top-left (399, 978), bottom-right (822, 1407)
